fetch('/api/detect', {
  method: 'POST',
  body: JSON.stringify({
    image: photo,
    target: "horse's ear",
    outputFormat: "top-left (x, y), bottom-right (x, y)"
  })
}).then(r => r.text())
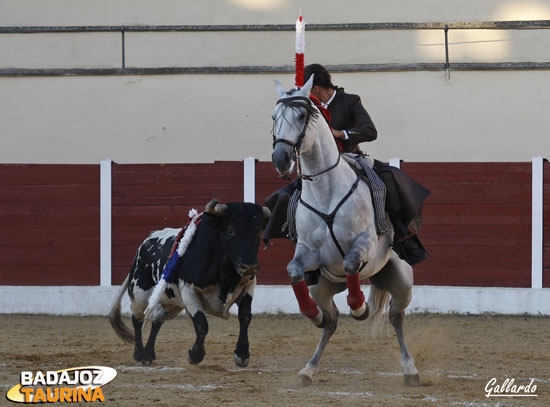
top-left (274, 80), bottom-right (286, 97)
top-left (301, 74), bottom-right (314, 96)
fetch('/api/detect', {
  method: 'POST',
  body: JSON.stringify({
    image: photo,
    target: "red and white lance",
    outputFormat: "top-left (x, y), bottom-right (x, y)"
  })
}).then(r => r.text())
top-left (290, 13), bottom-right (365, 320)
top-left (294, 13), bottom-right (336, 145)
top-left (295, 13), bottom-right (305, 88)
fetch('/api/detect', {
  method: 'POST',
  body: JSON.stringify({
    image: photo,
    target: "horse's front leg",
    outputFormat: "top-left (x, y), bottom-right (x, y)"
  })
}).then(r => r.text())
top-left (287, 242), bottom-right (324, 327)
top-left (343, 230), bottom-right (376, 320)
top-left (297, 277), bottom-right (343, 386)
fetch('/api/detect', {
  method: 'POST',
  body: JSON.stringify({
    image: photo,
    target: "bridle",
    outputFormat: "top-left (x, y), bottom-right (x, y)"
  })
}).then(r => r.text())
top-left (272, 95), bottom-right (340, 181)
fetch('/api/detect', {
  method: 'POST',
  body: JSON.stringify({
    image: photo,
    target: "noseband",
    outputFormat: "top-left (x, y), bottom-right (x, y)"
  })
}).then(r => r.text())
top-left (272, 95), bottom-right (340, 181)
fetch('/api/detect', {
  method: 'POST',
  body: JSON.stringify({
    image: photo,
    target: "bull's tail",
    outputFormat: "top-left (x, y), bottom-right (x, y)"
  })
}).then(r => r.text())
top-left (366, 285), bottom-right (391, 337)
top-left (109, 273), bottom-right (134, 344)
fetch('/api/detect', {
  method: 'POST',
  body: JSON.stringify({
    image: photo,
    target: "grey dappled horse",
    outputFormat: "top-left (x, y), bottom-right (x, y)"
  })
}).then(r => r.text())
top-left (271, 76), bottom-right (420, 386)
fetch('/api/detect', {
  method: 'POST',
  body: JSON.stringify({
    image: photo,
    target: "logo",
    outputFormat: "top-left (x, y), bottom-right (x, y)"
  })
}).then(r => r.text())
top-left (6, 366), bottom-right (117, 404)
top-left (485, 377), bottom-right (538, 398)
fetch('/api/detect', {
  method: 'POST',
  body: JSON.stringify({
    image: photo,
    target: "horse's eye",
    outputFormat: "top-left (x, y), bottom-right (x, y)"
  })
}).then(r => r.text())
top-left (299, 112), bottom-right (306, 120)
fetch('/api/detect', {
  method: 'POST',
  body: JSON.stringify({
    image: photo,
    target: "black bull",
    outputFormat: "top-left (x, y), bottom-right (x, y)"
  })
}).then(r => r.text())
top-left (110, 200), bottom-right (270, 367)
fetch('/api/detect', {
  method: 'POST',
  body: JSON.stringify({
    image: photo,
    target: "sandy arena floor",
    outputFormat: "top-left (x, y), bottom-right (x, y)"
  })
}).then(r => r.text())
top-left (0, 313), bottom-right (548, 407)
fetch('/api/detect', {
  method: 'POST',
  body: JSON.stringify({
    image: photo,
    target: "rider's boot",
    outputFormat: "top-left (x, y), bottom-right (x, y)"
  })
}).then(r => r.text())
top-left (393, 217), bottom-right (429, 265)
top-left (292, 280), bottom-right (325, 327)
top-left (346, 274), bottom-right (369, 320)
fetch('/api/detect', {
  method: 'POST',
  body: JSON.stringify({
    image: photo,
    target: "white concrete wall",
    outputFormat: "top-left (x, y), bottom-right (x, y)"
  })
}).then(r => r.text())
top-left (1, 285), bottom-right (549, 315)
top-left (2, 29), bottom-right (550, 69)
top-left (0, 0), bottom-right (549, 164)
top-left (1, 71), bottom-right (549, 163)
top-left (1, 0), bottom-right (549, 25)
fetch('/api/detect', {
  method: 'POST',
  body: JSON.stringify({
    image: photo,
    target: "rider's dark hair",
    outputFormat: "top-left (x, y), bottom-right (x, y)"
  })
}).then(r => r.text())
top-left (304, 64), bottom-right (341, 91)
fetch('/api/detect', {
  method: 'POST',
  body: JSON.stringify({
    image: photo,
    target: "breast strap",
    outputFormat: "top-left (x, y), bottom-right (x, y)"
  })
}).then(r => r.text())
top-left (299, 174), bottom-right (362, 258)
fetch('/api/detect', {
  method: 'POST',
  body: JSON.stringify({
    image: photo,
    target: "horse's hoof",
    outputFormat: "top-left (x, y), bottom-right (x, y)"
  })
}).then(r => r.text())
top-left (404, 374), bottom-right (421, 387)
top-left (350, 301), bottom-right (369, 321)
top-left (296, 373), bottom-right (313, 387)
top-left (234, 353), bottom-right (249, 368)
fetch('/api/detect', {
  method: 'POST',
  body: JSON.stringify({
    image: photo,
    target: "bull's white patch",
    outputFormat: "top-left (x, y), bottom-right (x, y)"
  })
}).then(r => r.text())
top-left (148, 228), bottom-right (180, 246)
top-left (6, 366), bottom-right (116, 403)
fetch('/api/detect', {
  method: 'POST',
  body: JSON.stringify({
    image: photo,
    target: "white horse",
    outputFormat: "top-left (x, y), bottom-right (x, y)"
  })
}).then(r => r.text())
top-left (271, 76), bottom-right (420, 387)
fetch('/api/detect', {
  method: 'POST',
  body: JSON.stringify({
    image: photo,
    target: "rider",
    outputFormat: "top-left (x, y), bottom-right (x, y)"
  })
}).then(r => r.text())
top-left (303, 64), bottom-right (429, 265)
top-left (305, 63), bottom-right (377, 153)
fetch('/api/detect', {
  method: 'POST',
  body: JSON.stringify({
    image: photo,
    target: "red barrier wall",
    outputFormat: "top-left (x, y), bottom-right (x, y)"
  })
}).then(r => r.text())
top-left (0, 161), bottom-right (540, 287)
top-left (256, 162), bottom-right (533, 287)
top-left (402, 162), bottom-right (532, 287)
top-left (0, 164), bottom-right (100, 285)
top-left (111, 162), bottom-right (243, 284)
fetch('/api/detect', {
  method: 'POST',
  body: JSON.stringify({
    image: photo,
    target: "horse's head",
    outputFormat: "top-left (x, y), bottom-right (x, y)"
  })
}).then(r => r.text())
top-left (271, 75), bottom-right (319, 177)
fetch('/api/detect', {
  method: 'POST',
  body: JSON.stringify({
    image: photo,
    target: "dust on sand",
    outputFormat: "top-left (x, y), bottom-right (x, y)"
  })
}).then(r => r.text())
top-left (0, 313), bottom-right (548, 407)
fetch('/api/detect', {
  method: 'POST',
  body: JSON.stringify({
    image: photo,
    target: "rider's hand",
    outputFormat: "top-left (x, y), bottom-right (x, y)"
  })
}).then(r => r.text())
top-left (331, 129), bottom-right (346, 139)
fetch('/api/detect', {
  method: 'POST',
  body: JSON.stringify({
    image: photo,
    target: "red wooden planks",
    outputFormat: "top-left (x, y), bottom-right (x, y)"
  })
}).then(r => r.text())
top-left (0, 164), bottom-right (99, 285)
top-left (0, 161), bottom-right (539, 288)
top-left (111, 162), bottom-right (244, 284)
top-left (254, 161), bottom-right (533, 287)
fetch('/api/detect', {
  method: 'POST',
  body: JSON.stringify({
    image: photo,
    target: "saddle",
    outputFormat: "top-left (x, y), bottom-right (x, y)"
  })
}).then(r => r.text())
top-left (262, 155), bottom-right (431, 266)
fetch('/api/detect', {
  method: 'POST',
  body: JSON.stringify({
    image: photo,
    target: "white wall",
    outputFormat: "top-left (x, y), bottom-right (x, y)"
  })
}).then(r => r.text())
top-left (1, 285), bottom-right (549, 315)
top-left (1, 0), bottom-right (549, 25)
top-left (1, 71), bottom-right (549, 163)
top-left (0, 0), bottom-right (549, 164)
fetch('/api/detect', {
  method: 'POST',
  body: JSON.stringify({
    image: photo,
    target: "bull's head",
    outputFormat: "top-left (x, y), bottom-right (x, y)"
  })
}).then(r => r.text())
top-left (205, 198), bottom-right (270, 279)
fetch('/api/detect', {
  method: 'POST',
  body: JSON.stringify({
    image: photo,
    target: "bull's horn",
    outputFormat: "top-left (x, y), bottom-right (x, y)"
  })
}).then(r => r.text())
top-left (262, 207), bottom-right (271, 219)
top-left (205, 198), bottom-right (227, 216)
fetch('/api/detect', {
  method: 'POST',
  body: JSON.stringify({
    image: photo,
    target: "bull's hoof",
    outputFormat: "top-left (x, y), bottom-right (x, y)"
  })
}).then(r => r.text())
top-left (133, 348), bottom-right (145, 363)
top-left (296, 373), bottom-right (313, 387)
top-left (404, 374), bottom-right (421, 387)
top-left (143, 347), bottom-right (156, 363)
top-left (234, 353), bottom-right (249, 368)
top-left (187, 347), bottom-right (205, 365)
top-left (350, 301), bottom-right (370, 321)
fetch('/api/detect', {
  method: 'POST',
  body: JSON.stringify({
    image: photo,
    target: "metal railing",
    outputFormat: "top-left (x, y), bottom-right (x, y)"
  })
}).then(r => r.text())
top-left (0, 20), bottom-right (548, 76)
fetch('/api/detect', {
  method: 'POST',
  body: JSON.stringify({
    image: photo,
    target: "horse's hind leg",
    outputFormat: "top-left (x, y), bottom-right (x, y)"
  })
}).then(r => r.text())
top-left (297, 278), bottom-right (345, 386)
top-left (370, 254), bottom-right (420, 386)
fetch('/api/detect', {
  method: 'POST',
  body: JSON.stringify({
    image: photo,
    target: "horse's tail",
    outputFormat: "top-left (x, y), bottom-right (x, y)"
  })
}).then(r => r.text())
top-left (366, 285), bottom-right (391, 336)
top-left (109, 273), bottom-right (134, 344)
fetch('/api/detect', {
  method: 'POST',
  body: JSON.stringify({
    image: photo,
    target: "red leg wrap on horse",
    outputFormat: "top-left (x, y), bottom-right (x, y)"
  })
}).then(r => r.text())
top-left (346, 274), bottom-right (365, 310)
top-left (292, 281), bottom-right (319, 318)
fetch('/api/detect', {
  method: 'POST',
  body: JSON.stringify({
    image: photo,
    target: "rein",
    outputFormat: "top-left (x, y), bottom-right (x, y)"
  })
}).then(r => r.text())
top-left (273, 95), bottom-right (340, 181)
